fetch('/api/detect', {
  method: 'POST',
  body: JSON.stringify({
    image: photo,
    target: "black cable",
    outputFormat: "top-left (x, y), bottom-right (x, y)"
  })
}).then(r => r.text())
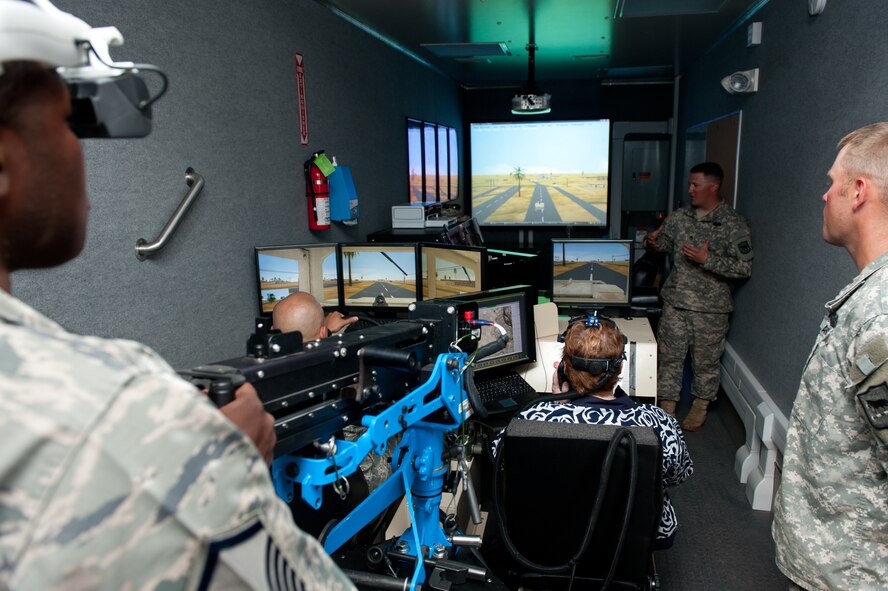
top-left (474, 333), bottom-right (509, 360)
top-left (567, 428), bottom-right (637, 590)
top-left (82, 42), bottom-right (169, 109)
top-left (129, 63), bottom-right (168, 109)
top-left (361, 494), bottom-right (405, 546)
top-left (491, 426), bottom-right (638, 591)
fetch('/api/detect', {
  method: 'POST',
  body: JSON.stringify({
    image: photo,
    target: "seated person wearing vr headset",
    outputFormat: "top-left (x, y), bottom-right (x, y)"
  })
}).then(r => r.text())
top-left (499, 313), bottom-right (694, 549)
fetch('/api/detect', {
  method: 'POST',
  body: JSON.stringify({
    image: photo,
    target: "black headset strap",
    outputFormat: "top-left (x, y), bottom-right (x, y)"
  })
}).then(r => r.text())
top-left (568, 354), bottom-right (622, 374)
top-left (584, 366), bottom-right (618, 394)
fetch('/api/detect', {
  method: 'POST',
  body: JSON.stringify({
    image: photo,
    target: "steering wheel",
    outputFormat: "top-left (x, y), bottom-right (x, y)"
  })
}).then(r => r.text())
top-left (341, 313), bottom-right (381, 333)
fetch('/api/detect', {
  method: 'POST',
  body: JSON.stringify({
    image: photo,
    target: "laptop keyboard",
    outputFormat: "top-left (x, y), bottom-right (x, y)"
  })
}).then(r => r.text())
top-left (474, 371), bottom-right (536, 403)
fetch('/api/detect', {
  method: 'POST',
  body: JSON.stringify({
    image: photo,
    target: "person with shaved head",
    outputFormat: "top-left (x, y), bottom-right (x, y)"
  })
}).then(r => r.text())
top-left (272, 291), bottom-right (358, 339)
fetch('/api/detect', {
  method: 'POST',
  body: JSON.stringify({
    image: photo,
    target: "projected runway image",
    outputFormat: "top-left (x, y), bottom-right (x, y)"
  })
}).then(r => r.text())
top-left (472, 175), bottom-right (607, 224)
top-left (470, 120), bottom-right (610, 226)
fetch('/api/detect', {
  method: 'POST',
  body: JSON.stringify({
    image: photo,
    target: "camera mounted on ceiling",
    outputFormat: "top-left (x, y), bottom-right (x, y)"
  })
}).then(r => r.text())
top-left (721, 68), bottom-right (759, 94)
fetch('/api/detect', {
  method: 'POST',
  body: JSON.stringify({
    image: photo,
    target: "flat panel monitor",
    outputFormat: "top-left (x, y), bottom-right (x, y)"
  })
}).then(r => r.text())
top-left (447, 285), bottom-right (537, 373)
top-left (407, 118), bottom-right (424, 203)
top-left (437, 125), bottom-right (450, 200)
top-left (419, 243), bottom-right (486, 300)
top-left (442, 217), bottom-right (484, 247)
top-left (338, 243), bottom-right (419, 310)
top-left (469, 119), bottom-right (610, 227)
top-left (423, 122), bottom-right (437, 202)
top-left (255, 244), bottom-right (339, 316)
top-left (448, 126), bottom-right (459, 201)
top-left (486, 248), bottom-right (540, 291)
top-left (407, 117), bottom-right (459, 204)
top-left (551, 239), bottom-right (634, 309)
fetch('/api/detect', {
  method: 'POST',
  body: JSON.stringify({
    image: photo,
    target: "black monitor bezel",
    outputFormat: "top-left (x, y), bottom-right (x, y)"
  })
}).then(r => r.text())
top-left (549, 238), bottom-right (635, 311)
top-left (418, 242), bottom-right (488, 301)
top-left (254, 243), bottom-right (340, 318)
top-left (336, 242), bottom-right (421, 313)
top-left (444, 284), bottom-right (537, 373)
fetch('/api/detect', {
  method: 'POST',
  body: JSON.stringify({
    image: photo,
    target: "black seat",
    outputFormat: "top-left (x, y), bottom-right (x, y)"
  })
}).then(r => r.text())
top-left (487, 420), bottom-right (663, 590)
top-left (629, 252), bottom-right (667, 332)
top-left (630, 252), bottom-right (664, 309)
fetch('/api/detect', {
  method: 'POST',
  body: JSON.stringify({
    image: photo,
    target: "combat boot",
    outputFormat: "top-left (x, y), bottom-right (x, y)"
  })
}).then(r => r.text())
top-left (680, 398), bottom-right (710, 432)
top-left (658, 399), bottom-right (677, 418)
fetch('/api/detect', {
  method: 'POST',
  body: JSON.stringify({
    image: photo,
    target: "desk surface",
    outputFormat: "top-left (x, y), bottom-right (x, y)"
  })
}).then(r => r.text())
top-left (366, 227), bottom-right (446, 242)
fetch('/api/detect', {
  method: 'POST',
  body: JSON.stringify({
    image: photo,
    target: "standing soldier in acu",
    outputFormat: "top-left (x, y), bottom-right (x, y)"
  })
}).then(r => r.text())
top-left (773, 122), bottom-right (888, 590)
top-left (645, 162), bottom-right (753, 431)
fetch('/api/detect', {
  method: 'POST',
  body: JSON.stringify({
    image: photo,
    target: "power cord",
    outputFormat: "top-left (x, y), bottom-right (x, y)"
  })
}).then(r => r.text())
top-left (491, 426), bottom-right (638, 591)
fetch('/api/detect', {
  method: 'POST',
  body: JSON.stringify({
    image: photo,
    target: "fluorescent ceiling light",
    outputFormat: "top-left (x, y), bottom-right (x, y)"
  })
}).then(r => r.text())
top-left (421, 42), bottom-right (511, 58)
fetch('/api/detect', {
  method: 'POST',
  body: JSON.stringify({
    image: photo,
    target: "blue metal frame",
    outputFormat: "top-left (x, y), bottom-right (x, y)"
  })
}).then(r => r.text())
top-left (271, 352), bottom-right (470, 587)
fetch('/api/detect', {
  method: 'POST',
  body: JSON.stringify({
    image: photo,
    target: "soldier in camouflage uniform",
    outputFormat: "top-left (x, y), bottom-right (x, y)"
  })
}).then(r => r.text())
top-left (0, 3), bottom-right (354, 589)
top-left (772, 123), bottom-right (888, 590)
top-left (645, 162), bottom-right (753, 431)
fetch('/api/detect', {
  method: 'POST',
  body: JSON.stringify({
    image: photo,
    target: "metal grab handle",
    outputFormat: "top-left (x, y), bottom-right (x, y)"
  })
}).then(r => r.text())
top-left (135, 167), bottom-right (205, 260)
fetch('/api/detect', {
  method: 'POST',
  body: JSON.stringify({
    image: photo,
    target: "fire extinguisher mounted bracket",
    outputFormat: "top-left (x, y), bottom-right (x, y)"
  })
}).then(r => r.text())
top-left (304, 150), bottom-right (332, 230)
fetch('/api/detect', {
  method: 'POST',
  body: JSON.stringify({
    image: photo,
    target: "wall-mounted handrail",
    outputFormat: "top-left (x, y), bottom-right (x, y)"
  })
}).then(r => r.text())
top-left (135, 167), bottom-right (205, 261)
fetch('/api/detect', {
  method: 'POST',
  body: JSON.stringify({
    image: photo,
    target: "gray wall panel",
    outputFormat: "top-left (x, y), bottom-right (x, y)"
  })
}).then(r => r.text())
top-left (677, 0), bottom-right (888, 415)
top-left (12, 0), bottom-right (461, 368)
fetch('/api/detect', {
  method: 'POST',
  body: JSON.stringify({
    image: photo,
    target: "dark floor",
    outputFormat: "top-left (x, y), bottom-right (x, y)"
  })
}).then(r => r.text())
top-left (654, 394), bottom-right (789, 590)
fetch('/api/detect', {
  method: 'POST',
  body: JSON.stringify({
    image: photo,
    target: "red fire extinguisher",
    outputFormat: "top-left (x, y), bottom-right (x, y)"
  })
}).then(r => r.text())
top-left (304, 150), bottom-right (331, 230)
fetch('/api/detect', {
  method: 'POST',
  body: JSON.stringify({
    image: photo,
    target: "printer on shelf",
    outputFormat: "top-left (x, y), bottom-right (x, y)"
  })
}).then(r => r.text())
top-left (392, 204), bottom-right (457, 229)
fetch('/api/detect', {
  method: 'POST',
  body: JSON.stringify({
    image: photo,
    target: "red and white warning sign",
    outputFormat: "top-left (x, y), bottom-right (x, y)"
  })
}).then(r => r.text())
top-left (294, 52), bottom-right (308, 145)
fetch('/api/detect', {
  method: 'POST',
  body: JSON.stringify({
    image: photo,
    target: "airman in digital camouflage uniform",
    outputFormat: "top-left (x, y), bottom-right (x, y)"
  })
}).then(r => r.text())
top-left (645, 162), bottom-right (753, 431)
top-left (772, 123), bottom-right (888, 590)
top-left (0, 2), bottom-right (354, 589)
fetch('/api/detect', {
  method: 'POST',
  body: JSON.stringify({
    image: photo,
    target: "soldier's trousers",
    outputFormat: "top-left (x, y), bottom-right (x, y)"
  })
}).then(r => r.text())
top-left (657, 304), bottom-right (729, 402)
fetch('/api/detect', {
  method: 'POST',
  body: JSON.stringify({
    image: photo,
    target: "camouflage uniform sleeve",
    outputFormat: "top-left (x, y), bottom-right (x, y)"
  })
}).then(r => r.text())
top-left (849, 316), bottom-right (888, 452)
top-left (651, 215), bottom-right (677, 253)
top-left (701, 217), bottom-right (753, 280)
top-left (14, 371), bottom-right (355, 591)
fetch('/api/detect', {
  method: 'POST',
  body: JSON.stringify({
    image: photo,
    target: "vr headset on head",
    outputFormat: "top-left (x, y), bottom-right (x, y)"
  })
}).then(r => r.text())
top-left (0, 0), bottom-right (167, 138)
top-left (65, 65), bottom-right (165, 138)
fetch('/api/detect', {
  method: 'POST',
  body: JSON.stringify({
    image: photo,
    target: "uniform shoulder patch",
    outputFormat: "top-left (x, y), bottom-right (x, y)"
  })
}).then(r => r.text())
top-left (729, 229), bottom-right (754, 260)
top-left (851, 333), bottom-right (888, 384)
top-left (857, 385), bottom-right (888, 437)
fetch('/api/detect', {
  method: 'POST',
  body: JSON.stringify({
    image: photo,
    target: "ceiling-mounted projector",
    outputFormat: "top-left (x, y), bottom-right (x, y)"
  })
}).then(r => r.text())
top-left (721, 68), bottom-right (760, 94)
top-left (511, 93), bottom-right (552, 115)
top-left (511, 43), bottom-right (551, 115)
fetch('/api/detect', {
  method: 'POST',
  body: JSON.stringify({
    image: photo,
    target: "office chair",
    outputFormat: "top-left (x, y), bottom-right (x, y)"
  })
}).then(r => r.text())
top-left (629, 252), bottom-right (663, 309)
top-left (488, 420), bottom-right (663, 590)
top-left (629, 252), bottom-right (667, 335)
